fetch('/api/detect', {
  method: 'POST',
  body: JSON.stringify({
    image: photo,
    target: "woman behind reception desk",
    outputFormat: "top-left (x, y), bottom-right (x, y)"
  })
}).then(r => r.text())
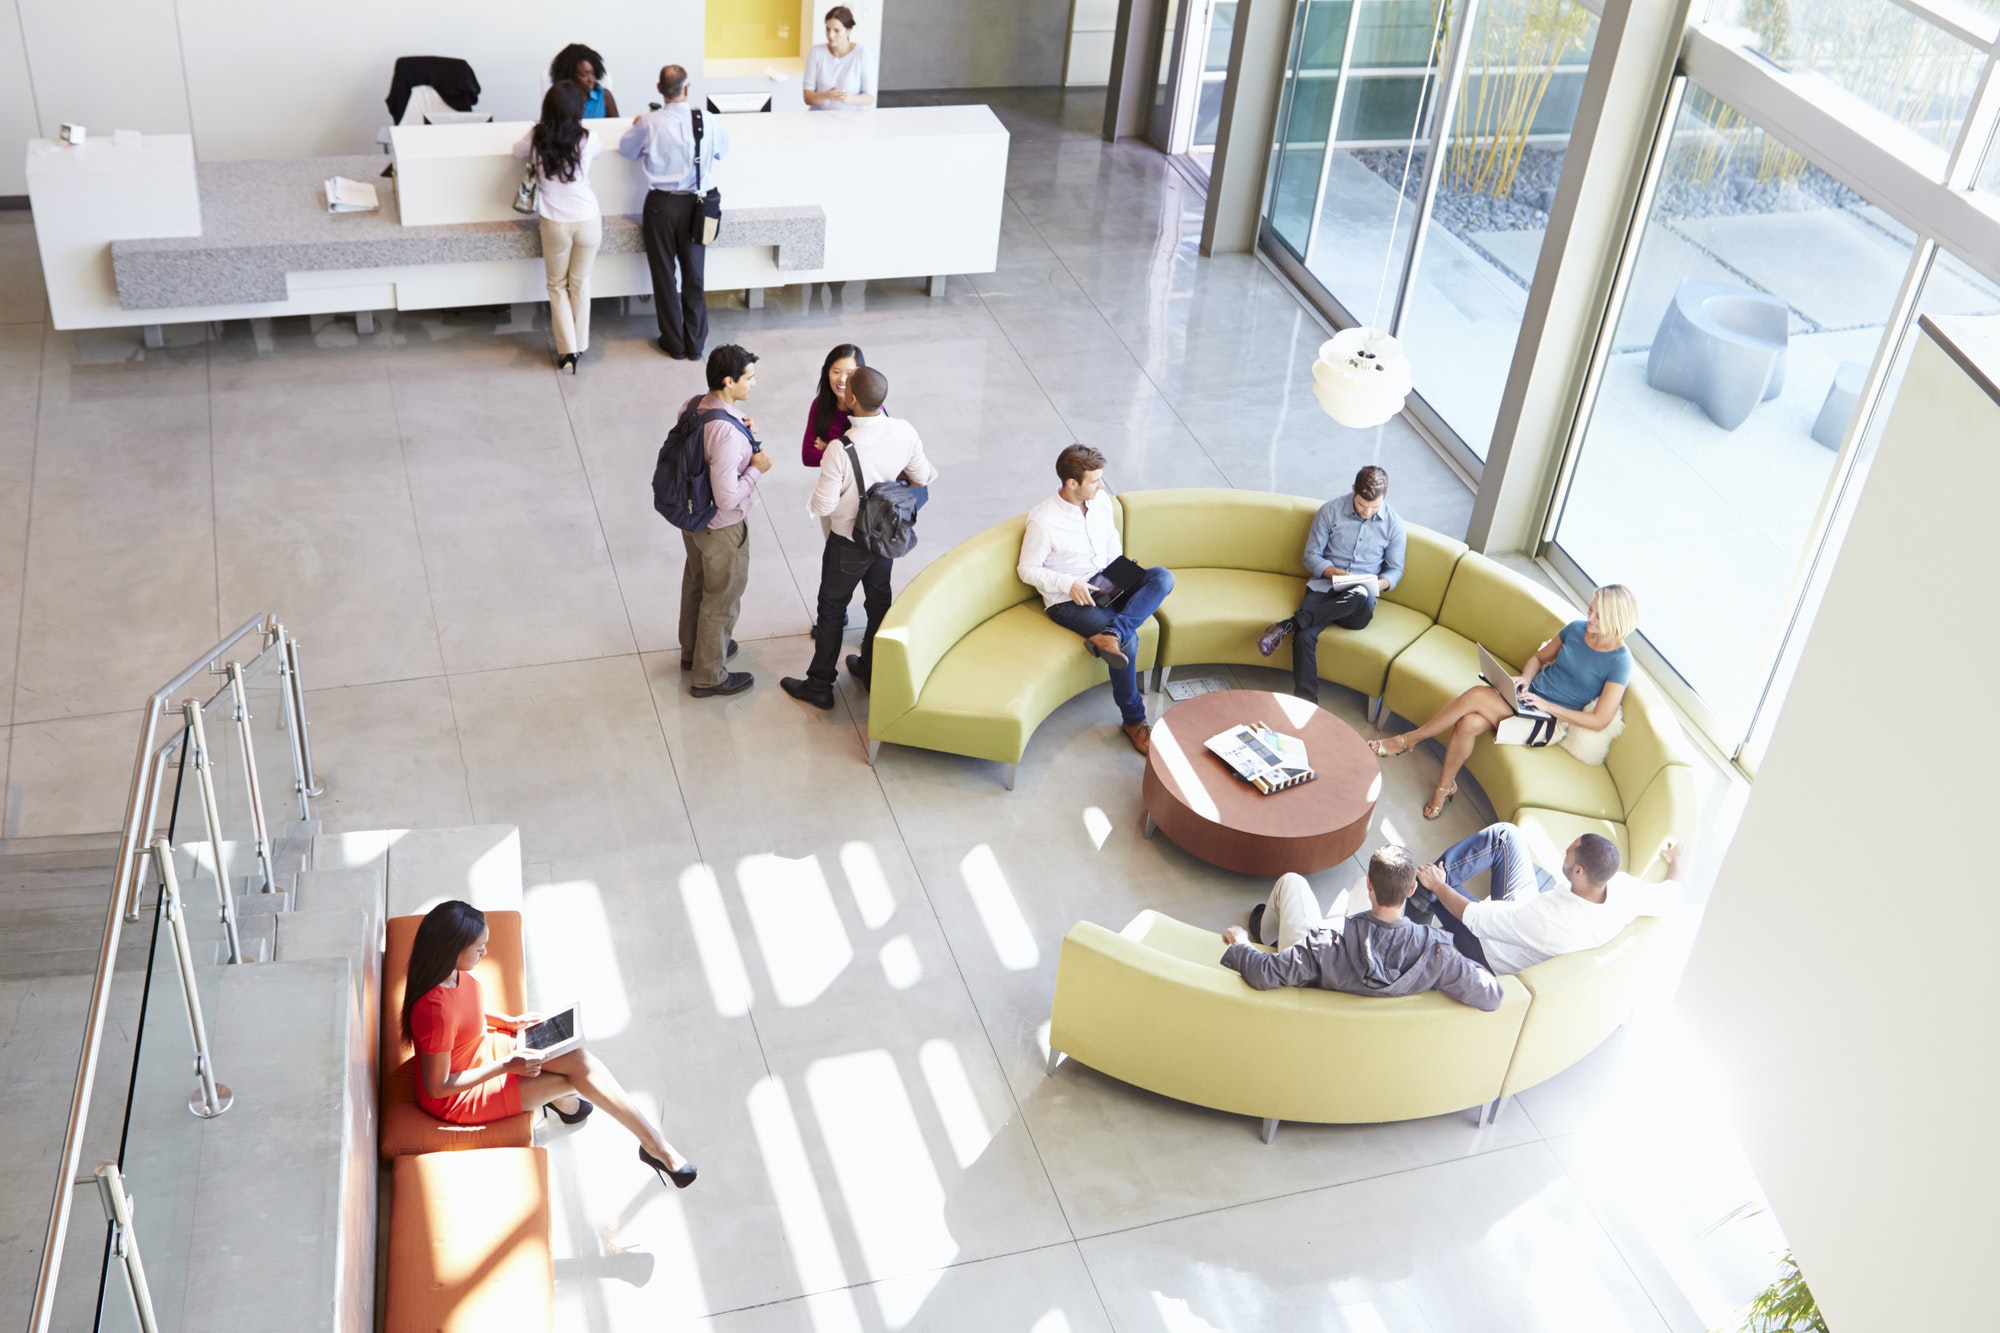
top-left (513, 80), bottom-right (603, 373)
top-left (803, 7), bottom-right (876, 109)
top-left (550, 42), bottom-right (620, 119)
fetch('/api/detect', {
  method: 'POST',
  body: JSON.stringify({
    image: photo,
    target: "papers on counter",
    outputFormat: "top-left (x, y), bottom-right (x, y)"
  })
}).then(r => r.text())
top-left (324, 176), bottom-right (380, 213)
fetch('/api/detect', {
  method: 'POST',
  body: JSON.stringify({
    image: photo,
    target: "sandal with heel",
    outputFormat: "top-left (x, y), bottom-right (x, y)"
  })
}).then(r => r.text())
top-left (1368, 734), bottom-right (1415, 758)
top-left (1422, 784), bottom-right (1457, 821)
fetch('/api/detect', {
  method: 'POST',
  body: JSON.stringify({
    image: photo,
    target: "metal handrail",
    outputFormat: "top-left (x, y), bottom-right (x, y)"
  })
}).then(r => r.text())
top-left (27, 612), bottom-right (289, 1333)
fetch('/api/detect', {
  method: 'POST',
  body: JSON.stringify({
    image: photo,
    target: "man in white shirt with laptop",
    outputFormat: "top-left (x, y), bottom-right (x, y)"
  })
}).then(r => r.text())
top-left (1408, 822), bottom-right (1687, 974)
top-left (781, 367), bottom-right (936, 710)
top-left (1016, 445), bottom-right (1175, 755)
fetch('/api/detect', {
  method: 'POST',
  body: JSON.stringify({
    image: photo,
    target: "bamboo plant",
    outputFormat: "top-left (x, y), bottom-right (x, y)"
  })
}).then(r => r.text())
top-left (1443, 0), bottom-right (1595, 201)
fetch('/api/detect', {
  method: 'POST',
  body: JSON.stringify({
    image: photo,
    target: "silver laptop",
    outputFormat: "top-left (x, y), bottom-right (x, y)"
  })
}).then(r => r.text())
top-left (1477, 643), bottom-right (1550, 717)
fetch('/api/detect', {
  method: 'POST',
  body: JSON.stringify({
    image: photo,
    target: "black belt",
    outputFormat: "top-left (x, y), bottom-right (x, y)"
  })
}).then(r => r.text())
top-left (648, 187), bottom-right (699, 196)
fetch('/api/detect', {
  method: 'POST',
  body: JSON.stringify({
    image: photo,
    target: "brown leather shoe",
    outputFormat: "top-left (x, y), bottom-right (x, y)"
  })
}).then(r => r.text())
top-left (1122, 722), bottom-right (1152, 755)
top-left (1257, 621), bottom-right (1292, 657)
top-left (1088, 632), bottom-right (1129, 668)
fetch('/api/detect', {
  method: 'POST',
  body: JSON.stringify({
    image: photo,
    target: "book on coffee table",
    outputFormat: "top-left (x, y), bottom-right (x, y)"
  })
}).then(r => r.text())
top-left (1205, 723), bottom-right (1316, 794)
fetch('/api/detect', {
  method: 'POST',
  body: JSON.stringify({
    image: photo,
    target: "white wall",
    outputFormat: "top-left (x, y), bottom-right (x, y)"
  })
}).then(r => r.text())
top-left (1680, 319), bottom-right (2000, 1331)
top-left (7, 0), bottom-right (704, 174)
top-left (2, 0), bottom-right (1047, 193)
top-left (1065, 0), bottom-right (1118, 86)
top-left (880, 0), bottom-right (1070, 88)
top-left (177, 0), bottom-right (705, 161)
top-left (0, 0), bottom-right (42, 194)
top-left (10, 0), bottom-right (192, 195)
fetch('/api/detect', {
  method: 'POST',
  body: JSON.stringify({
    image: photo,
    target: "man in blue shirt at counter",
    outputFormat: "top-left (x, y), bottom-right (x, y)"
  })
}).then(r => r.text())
top-left (621, 65), bottom-right (728, 361)
top-left (1257, 465), bottom-right (1406, 704)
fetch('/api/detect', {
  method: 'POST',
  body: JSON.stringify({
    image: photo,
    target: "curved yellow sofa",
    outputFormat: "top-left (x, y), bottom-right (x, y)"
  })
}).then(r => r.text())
top-left (867, 509), bottom-right (1158, 789)
top-left (871, 488), bottom-right (1696, 881)
top-left (1048, 902), bottom-right (1673, 1137)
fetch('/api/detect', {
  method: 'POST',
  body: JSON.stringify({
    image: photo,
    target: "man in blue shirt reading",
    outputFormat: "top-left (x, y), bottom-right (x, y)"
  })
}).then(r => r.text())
top-left (1258, 465), bottom-right (1407, 704)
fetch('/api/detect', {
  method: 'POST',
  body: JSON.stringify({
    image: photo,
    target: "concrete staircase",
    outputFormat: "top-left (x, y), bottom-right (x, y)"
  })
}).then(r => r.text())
top-left (5, 821), bottom-right (531, 1330)
top-left (163, 824), bottom-right (524, 1333)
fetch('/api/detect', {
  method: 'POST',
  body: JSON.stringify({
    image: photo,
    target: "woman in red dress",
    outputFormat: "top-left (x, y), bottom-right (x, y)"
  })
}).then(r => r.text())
top-left (402, 900), bottom-right (697, 1188)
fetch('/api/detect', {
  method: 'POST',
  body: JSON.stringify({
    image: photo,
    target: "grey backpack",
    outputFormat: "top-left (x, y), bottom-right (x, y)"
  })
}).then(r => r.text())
top-left (841, 437), bottom-right (928, 558)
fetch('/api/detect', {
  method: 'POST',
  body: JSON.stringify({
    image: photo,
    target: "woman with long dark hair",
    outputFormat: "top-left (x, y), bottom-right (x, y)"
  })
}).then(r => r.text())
top-left (401, 900), bottom-right (697, 1188)
top-left (512, 80), bottom-right (603, 373)
top-left (549, 43), bottom-right (619, 119)
top-left (801, 343), bottom-right (867, 467)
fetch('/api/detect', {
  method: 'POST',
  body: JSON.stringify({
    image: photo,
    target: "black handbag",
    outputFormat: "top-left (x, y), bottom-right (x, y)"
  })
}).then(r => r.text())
top-left (692, 108), bottom-right (721, 243)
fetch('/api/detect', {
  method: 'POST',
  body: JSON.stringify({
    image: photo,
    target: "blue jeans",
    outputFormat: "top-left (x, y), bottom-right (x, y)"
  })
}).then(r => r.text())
top-left (1045, 566), bottom-right (1175, 727)
top-left (1419, 823), bottom-right (1558, 969)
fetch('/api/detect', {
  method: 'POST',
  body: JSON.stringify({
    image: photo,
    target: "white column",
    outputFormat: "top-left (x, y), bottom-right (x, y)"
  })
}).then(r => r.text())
top-left (1680, 318), bottom-right (2000, 1332)
top-left (1464, 0), bottom-right (1695, 554)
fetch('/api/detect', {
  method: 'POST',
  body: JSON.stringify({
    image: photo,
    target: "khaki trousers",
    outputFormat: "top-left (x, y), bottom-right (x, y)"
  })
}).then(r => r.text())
top-left (539, 215), bottom-right (602, 356)
top-left (679, 521), bottom-right (750, 687)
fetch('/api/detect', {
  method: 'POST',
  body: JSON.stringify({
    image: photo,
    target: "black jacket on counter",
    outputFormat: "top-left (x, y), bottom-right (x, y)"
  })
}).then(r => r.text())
top-left (386, 56), bottom-right (481, 123)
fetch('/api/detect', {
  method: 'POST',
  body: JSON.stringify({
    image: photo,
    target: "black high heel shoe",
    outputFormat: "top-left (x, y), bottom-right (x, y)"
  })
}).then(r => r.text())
top-left (558, 352), bottom-right (579, 374)
top-left (639, 1145), bottom-right (697, 1189)
top-left (543, 1096), bottom-right (593, 1126)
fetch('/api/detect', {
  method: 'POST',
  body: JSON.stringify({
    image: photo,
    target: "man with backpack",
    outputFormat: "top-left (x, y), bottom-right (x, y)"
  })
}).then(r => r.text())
top-left (780, 366), bottom-right (935, 710)
top-left (665, 344), bottom-right (769, 697)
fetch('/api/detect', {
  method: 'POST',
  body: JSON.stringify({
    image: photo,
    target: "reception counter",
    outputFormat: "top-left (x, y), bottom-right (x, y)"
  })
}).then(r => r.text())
top-left (25, 105), bottom-right (1008, 332)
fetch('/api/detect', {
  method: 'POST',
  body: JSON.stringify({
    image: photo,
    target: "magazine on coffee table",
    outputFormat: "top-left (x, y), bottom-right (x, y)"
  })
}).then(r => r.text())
top-left (1205, 723), bottom-right (1316, 794)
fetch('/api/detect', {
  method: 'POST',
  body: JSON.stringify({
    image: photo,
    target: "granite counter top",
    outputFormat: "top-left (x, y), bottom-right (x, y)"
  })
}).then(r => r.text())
top-left (110, 155), bottom-right (825, 311)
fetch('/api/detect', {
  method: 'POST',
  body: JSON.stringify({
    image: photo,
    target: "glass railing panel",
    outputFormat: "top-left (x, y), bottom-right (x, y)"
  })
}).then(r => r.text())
top-left (238, 642), bottom-right (309, 867)
top-left (100, 821), bottom-right (230, 1333)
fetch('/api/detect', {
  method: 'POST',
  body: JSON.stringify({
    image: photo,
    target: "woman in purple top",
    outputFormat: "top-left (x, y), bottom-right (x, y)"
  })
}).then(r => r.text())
top-left (802, 343), bottom-right (866, 467)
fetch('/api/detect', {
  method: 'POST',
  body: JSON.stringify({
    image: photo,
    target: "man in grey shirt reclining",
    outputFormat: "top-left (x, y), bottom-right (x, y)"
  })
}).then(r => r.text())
top-left (1218, 846), bottom-right (1504, 1010)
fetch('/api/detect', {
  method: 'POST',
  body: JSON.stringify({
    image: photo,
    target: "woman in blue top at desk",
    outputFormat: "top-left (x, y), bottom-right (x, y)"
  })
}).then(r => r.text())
top-left (1370, 584), bottom-right (1639, 821)
top-left (550, 43), bottom-right (620, 119)
top-left (803, 7), bottom-right (876, 109)
top-left (513, 80), bottom-right (603, 373)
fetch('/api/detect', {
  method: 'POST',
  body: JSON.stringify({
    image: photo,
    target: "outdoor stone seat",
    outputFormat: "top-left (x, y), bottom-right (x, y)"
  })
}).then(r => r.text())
top-left (1812, 359), bottom-right (1869, 448)
top-left (1644, 281), bottom-right (1789, 430)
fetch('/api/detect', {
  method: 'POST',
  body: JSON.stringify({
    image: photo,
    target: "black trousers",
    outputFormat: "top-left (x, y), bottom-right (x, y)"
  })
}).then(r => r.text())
top-left (1291, 585), bottom-right (1375, 699)
top-left (640, 190), bottom-right (707, 356)
top-left (807, 533), bottom-right (893, 684)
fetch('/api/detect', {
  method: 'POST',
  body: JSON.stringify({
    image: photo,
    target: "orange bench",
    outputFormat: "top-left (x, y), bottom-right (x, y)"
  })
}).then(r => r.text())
top-left (380, 911), bottom-right (534, 1157)
top-left (385, 1147), bottom-right (553, 1332)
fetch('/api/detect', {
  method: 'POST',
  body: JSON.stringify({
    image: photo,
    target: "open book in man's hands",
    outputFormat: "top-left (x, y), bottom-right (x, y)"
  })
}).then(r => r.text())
top-left (1306, 571), bottom-right (1379, 595)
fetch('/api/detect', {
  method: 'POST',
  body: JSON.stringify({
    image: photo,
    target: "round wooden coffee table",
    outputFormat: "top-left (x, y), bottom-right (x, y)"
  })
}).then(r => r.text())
top-left (1141, 689), bottom-right (1381, 877)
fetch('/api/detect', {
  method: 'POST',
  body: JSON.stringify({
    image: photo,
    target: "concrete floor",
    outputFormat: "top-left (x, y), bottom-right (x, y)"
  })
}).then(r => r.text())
top-left (0, 88), bottom-right (1790, 1332)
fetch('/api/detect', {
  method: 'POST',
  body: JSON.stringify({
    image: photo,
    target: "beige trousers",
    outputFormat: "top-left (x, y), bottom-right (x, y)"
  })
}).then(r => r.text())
top-left (539, 215), bottom-right (602, 356)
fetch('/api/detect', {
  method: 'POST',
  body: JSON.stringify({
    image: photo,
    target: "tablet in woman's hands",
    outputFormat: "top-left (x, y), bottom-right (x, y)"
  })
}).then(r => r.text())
top-left (515, 1002), bottom-right (584, 1059)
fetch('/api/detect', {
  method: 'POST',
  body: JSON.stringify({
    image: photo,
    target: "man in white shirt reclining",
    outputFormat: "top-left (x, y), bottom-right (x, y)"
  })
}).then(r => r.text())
top-left (1407, 823), bottom-right (1687, 974)
top-left (1016, 445), bottom-right (1174, 755)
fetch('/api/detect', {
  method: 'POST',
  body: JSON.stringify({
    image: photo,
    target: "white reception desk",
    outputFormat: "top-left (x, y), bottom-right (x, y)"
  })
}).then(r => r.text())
top-left (25, 105), bottom-right (1009, 332)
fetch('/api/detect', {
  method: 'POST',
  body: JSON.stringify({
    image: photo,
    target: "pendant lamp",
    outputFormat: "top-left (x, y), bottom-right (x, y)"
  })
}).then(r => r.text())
top-left (1312, 327), bottom-right (1413, 428)
top-left (1310, 0), bottom-right (1449, 432)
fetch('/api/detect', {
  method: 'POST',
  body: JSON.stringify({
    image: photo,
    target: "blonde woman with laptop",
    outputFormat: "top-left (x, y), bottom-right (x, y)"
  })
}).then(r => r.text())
top-left (1369, 585), bottom-right (1638, 820)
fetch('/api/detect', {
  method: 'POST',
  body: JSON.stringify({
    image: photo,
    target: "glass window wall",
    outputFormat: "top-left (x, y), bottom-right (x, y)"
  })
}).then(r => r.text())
top-left (1397, 0), bottom-right (1600, 457)
top-left (1547, 87), bottom-right (2000, 744)
top-left (1709, 0), bottom-right (1990, 163)
top-left (1261, 0), bottom-right (1600, 460)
